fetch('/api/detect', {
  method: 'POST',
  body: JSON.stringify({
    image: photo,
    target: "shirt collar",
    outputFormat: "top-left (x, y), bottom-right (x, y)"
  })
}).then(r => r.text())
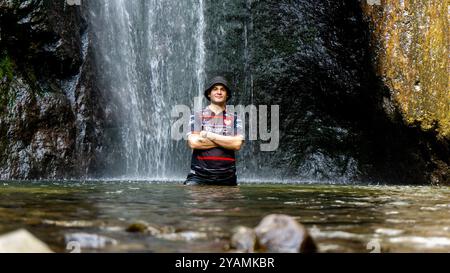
top-left (205, 105), bottom-right (227, 116)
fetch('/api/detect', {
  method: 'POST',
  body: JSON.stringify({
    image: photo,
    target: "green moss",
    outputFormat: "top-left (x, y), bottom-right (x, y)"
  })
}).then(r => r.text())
top-left (363, 0), bottom-right (449, 140)
top-left (0, 83), bottom-right (7, 165)
top-left (0, 82), bottom-right (14, 116)
top-left (0, 53), bottom-right (17, 167)
top-left (0, 123), bottom-right (6, 166)
top-left (0, 51), bottom-right (15, 123)
top-left (23, 64), bottom-right (45, 97)
top-left (0, 54), bottom-right (14, 81)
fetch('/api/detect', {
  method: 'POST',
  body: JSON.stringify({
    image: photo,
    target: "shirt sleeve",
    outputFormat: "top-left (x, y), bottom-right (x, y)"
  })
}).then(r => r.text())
top-left (187, 111), bottom-right (202, 137)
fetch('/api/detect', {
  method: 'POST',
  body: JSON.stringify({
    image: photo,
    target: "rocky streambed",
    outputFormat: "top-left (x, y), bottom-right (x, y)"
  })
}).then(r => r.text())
top-left (1, 181), bottom-right (449, 253)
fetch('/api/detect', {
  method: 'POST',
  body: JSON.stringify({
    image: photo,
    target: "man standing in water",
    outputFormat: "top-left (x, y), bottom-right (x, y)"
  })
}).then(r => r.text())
top-left (184, 76), bottom-right (244, 186)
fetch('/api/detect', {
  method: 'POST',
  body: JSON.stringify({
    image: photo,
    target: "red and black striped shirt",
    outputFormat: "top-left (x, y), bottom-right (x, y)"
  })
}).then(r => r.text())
top-left (188, 106), bottom-right (243, 176)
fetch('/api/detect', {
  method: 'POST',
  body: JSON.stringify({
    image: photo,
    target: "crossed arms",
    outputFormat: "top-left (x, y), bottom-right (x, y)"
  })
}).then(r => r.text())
top-left (187, 131), bottom-right (244, 151)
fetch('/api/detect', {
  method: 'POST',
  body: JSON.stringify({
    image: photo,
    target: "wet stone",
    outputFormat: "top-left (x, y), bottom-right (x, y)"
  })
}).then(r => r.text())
top-left (230, 226), bottom-right (256, 253)
top-left (254, 214), bottom-right (317, 253)
top-left (126, 221), bottom-right (162, 236)
top-left (0, 229), bottom-right (53, 253)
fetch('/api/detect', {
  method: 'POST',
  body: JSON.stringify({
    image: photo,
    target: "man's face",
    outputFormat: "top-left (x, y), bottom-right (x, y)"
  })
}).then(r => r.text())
top-left (209, 84), bottom-right (228, 104)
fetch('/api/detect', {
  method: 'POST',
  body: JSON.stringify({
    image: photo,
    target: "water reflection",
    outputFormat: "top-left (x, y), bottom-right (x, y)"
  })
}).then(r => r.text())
top-left (182, 186), bottom-right (245, 232)
top-left (0, 181), bottom-right (449, 252)
top-left (0, 181), bottom-right (103, 252)
top-left (184, 185), bottom-right (243, 205)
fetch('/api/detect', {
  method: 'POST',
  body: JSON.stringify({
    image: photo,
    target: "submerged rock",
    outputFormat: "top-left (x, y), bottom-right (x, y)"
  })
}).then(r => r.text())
top-left (0, 229), bottom-right (53, 253)
top-left (229, 214), bottom-right (317, 253)
top-left (230, 226), bottom-right (256, 253)
top-left (126, 221), bottom-right (161, 236)
top-left (125, 221), bottom-right (208, 242)
top-left (157, 231), bottom-right (208, 241)
top-left (254, 214), bottom-right (317, 253)
top-left (42, 219), bottom-right (96, 228)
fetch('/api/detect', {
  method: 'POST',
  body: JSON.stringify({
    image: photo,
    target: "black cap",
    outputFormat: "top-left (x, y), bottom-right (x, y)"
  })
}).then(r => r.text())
top-left (204, 76), bottom-right (232, 101)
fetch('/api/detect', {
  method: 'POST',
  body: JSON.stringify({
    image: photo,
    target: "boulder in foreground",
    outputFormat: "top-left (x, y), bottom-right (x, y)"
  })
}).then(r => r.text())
top-left (0, 229), bottom-right (53, 253)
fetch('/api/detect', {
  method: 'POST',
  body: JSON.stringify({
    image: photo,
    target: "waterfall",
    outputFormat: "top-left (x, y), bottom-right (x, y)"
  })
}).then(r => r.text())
top-left (195, 0), bottom-right (207, 98)
top-left (83, 0), bottom-right (386, 183)
top-left (88, 0), bottom-right (206, 179)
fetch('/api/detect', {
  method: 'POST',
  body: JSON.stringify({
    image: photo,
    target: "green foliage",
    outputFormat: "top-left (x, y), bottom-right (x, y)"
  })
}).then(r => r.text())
top-left (0, 122), bottom-right (6, 166)
top-left (0, 51), bottom-right (14, 119)
top-left (0, 54), bottom-right (14, 81)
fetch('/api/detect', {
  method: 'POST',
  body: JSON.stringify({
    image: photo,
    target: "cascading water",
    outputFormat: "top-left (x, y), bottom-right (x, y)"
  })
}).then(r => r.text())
top-left (86, 0), bottom-right (373, 183)
top-left (87, 0), bottom-right (291, 182)
top-left (88, 0), bottom-right (206, 180)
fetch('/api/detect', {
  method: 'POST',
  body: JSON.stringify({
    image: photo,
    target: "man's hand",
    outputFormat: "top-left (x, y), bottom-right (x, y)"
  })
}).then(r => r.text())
top-left (200, 131), bottom-right (209, 139)
top-left (200, 130), bottom-right (217, 141)
top-left (187, 133), bottom-right (218, 150)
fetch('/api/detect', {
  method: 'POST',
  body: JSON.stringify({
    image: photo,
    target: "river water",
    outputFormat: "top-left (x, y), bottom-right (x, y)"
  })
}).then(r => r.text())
top-left (1, 181), bottom-right (449, 252)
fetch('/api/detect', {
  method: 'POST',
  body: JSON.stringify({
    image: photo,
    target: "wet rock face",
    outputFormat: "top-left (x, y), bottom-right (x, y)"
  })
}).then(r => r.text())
top-left (205, 0), bottom-right (382, 182)
top-left (4, 87), bottom-right (75, 178)
top-left (0, 71), bottom-right (76, 178)
top-left (0, 1), bottom-right (83, 77)
top-left (205, 0), bottom-right (449, 184)
top-left (362, 0), bottom-right (449, 184)
top-left (0, 0), bottom-right (78, 179)
top-left (0, 0), bottom-right (110, 179)
top-left (362, 1), bottom-right (449, 140)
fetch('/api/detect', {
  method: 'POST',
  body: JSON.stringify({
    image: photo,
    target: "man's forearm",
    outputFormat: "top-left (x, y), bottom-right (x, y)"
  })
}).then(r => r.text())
top-left (202, 131), bottom-right (244, 151)
top-left (187, 134), bottom-right (218, 149)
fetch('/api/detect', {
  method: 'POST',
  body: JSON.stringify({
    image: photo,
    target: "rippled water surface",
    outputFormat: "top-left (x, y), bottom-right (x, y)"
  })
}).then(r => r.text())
top-left (1, 181), bottom-right (449, 252)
